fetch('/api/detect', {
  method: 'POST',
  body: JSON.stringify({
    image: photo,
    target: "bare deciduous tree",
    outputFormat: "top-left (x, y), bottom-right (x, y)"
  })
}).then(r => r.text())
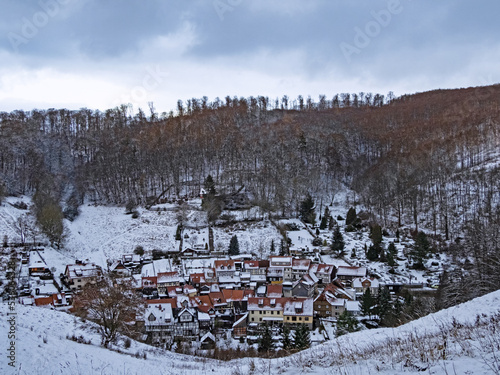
top-left (73, 275), bottom-right (145, 348)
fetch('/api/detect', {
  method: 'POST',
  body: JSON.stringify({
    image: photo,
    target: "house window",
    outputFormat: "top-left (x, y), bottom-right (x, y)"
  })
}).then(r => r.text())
top-left (180, 313), bottom-right (192, 322)
top-left (305, 317), bottom-right (309, 322)
top-left (292, 317), bottom-right (297, 322)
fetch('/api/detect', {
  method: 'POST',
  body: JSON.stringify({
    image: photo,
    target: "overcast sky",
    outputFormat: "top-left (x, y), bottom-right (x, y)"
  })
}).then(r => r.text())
top-left (1, 0), bottom-right (499, 113)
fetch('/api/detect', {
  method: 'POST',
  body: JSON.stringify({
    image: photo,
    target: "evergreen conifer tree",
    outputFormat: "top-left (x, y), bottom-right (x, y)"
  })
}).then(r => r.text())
top-left (375, 287), bottom-right (392, 321)
top-left (387, 242), bottom-right (397, 256)
top-left (281, 324), bottom-right (292, 350)
top-left (367, 244), bottom-right (380, 261)
top-left (331, 226), bottom-right (345, 256)
top-left (258, 324), bottom-right (274, 352)
top-left (175, 224), bottom-right (182, 241)
top-left (319, 207), bottom-right (330, 230)
top-left (411, 231), bottom-right (430, 269)
top-left (387, 250), bottom-right (397, 267)
top-left (359, 288), bottom-right (376, 317)
top-left (204, 175), bottom-right (216, 195)
top-left (270, 240), bottom-right (275, 254)
top-left (336, 310), bottom-right (359, 336)
top-left (228, 235), bottom-right (240, 256)
top-left (293, 324), bottom-right (311, 350)
top-left (345, 207), bottom-right (357, 226)
top-left (370, 224), bottom-right (383, 246)
top-left (299, 194), bottom-right (315, 224)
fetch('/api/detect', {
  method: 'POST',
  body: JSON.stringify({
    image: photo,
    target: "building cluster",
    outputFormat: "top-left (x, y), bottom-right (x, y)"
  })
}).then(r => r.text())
top-left (132, 256), bottom-right (378, 347)
top-left (13, 249), bottom-right (384, 348)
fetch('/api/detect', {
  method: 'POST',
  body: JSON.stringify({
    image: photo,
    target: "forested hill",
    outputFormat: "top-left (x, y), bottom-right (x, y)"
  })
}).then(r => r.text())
top-left (0, 85), bottom-right (499, 240)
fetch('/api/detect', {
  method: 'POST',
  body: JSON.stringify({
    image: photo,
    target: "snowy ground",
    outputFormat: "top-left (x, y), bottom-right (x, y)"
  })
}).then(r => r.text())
top-left (65, 205), bottom-right (180, 266)
top-left (212, 220), bottom-right (282, 257)
top-left (1, 288), bottom-right (499, 374)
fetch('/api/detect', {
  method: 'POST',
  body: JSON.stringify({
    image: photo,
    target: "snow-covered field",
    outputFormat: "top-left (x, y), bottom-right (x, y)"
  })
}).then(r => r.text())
top-left (1, 288), bottom-right (499, 374)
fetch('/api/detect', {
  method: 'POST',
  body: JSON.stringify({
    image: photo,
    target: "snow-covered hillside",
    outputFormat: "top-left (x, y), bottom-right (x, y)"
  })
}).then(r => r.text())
top-left (1, 289), bottom-right (499, 374)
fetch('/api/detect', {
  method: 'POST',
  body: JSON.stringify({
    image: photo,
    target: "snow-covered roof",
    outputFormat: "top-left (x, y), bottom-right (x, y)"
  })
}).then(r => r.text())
top-left (310, 263), bottom-right (335, 275)
top-left (345, 300), bottom-right (360, 312)
top-left (198, 311), bottom-right (211, 321)
top-left (283, 298), bottom-right (314, 316)
top-left (141, 259), bottom-right (174, 277)
top-left (336, 266), bottom-right (367, 277)
top-left (65, 263), bottom-right (101, 279)
top-left (244, 260), bottom-right (259, 269)
top-left (247, 297), bottom-right (286, 311)
top-left (28, 251), bottom-right (48, 270)
top-left (144, 303), bottom-right (173, 327)
top-left (269, 256), bottom-right (292, 268)
top-left (267, 268), bottom-right (284, 277)
top-left (218, 275), bottom-right (241, 284)
top-left (257, 285), bottom-right (267, 295)
top-left (200, 332), bottom-right (215, 343)
top-left (267, 284), bottom-right (283, 298)
top-left (214, 260), bottom-right (235, 271)
top-left (292, 258), bottom-right (311, 271)
top-left (250, 274), bottom-right (267, 282)
top-left (232, 313), bottom-right (248, 328)
top-left (157, 271), bottom-right (182, 284)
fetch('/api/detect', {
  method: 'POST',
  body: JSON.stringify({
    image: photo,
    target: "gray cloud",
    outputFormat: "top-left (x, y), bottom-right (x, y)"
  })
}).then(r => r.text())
top-left (0, 0), bottom-right (499, 111)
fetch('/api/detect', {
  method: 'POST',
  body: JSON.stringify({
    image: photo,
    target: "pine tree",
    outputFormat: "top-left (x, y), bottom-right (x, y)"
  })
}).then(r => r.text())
top-left (281, 324), bottom-right (292, 350)
top-left (319, 207), bottom-right (330, 230)
top-left (411, 231), bottom-right (430, 270)
top-left (175, 224), bottom-right (182, 241)
top-left (279, 239), bottom-right (285, 256)
top-left (258, 324), bottom-right (274, 352)
top-left (375, 287), bottom-right (392, 321)
top-left (228, 235), bottom-right (240, 256)
top-left (336, 310), bottom-right (359, 336)
top-left (204, 175), bottom-right (216, 195)
top-left (370, 224), bottom-right (383, 246)
top-left (387, 250), bottom-right (397, 267)
top-left (270, 240), bottom-right (275, 254)
top-left (367, 244), bottom-right (380, 261)
top-left (331, 226), bottom-right (345, 256)
top-left (299, 193), bottom-right (315, 224)
top-left (387, 242), bottom-right (397, 256)
top-left (359, 288), bottom-right (376, 317)
top-left (345, 207), bottom-right (357, 226)
top-left (319, 215), bottom-right (328, 230)
top-left (328, 215), bottom-right (335, 230)
top-left (293, 324), bottom-right (311, 350)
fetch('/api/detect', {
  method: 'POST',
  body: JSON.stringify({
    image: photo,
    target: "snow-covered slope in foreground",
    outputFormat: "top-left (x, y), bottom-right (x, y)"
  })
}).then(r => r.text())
top-left (2, 290), bottom-right (500, 375)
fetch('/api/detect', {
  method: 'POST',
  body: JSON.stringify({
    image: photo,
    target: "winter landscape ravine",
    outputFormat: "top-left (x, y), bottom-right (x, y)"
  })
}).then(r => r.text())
top-left (1, 1), bottom-right (500, 374)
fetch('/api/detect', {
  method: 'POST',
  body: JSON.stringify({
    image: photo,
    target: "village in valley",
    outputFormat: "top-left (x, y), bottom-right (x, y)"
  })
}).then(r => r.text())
top-left (0, 187), bottom-right (444, 354)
